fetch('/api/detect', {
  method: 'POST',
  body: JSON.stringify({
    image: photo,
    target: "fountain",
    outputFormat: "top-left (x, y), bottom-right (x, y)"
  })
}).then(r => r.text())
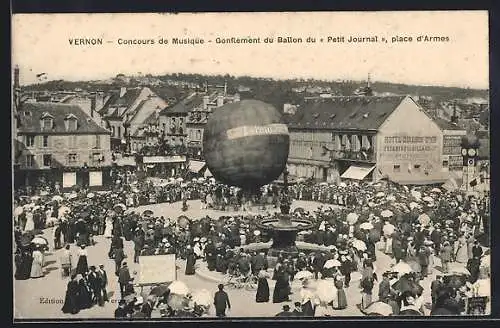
top-left (256, 168), bottom-right (313, 257)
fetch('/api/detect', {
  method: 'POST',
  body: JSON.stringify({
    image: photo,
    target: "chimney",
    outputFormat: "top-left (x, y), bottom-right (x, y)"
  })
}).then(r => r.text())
top-left (234, 93), bottom-right (240, 102)
top-left (120, 87), bottom-right (127, 98)
top-left (14, 65), bottom-right (20, 89)
top-left (217, 94), bottom-right (224, 107)
top-left (90, 94), bottom-right (96, 118)
top-left (202, 95), bottom-right (209, 110)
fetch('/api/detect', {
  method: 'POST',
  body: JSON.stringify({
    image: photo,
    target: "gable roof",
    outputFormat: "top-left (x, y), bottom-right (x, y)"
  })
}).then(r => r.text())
top-left (98, 88), bottom-right (143, 116)
top-left (17, 102), bottom-right (111, 135)
top-left (433, 118), bottom-right (465, 131)
top-left (160, 94), bottom-right (201, 116)
top-left (287, 95), bottom-right (406, 131)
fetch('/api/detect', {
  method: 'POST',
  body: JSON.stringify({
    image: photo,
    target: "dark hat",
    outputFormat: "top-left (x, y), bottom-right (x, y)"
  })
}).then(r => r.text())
top-left (123, 262), bottom-right (127, 266)
top-left (218, 284), bottom-right (224, 290)
top-left (283, 305), bottom-right (290, 310)
top-left (294, 302), bottom-right (301, 307)
top-left (118, 299), bottom-right (126, 305)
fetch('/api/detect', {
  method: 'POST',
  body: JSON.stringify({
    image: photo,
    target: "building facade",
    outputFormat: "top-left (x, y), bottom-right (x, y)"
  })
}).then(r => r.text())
top-left (14, 102), bottom-right (112, 189)
top-left (287, 95), bottom-right (457, 185)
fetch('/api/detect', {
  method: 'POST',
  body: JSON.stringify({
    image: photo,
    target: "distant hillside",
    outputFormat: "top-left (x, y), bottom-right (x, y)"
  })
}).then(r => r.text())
top-left (23, 74), bottom-right (488, 110)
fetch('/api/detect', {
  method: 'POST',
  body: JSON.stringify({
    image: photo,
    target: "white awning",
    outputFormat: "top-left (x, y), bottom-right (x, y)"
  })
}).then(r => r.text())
top-left (204, 168), bottom-right (213, 178)
top-left (341, 165), bottom-right (375, 180)
top-left (189, 160), bottom-right (205, 173)
top-left (115, 157), bottom-right (137, 167)
top-left (143, 155), bottom-right (186, 164)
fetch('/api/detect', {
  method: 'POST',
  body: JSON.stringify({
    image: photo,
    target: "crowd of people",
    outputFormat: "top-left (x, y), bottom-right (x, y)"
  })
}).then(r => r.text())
top-left (13, 174), bottom-right (490, 317)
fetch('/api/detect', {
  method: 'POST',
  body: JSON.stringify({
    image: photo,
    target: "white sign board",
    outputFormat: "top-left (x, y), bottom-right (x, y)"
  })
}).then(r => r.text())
top-left (89, 171), bottom-right (103, 186)
top-left (62, 172), bottom-right (76, 188)
top-left (137, 254), bottom-right (177, 285)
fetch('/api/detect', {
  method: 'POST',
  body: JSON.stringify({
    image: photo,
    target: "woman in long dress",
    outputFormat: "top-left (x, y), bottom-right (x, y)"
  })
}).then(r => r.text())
top-left (76, 245), bottom-right (89, 275)
top-left (76, 275), bottom-right (92, 310)
top-left (272, 268), bottom-right (290, 303)
top-left (255, 270), bottom-right (270, 303)
top-left (104, 217), bottom-right (113, 239)
top-left (455, 234), bottom-right (469, 264)
top-left (24, 210), bottom-right (35, 232)
top-left (333, 276), bottom-right (348, 310)
top-left (30, 248), bottom-right (44, 278)
top-left (185, 248), bottom-right (196, 275)
top-left (61, 274), bottom-right (80, 314)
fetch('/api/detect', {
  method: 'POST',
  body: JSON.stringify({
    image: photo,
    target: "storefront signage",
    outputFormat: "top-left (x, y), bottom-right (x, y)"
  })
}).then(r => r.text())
top-left (382, 135), bottom-right (439, 161)
top-left (443, 135), bottom-right (462, 155)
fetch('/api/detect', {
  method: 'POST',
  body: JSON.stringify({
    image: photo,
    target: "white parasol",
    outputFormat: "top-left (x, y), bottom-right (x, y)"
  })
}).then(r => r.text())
top-left (339, 182), bottom-right (347, 188)
top-left (323, 259), bottom-right (341, 269)
top-left (380, 210), bottom-right (394, 218)
top-left (58, 206), bottom-right (71, 217)
top-left (430, 188), bottom-right (442, 193)
top-left (168, 280), bottom-right (190, 295)
top-left (176, 177), bottom-right (184, 182)
top-left (295, 270), bottom-right (314, 280)
top-left (422, 196), bottom-right (434, 203)
top-left (352, 239), bottom-right (367, 251)
top-left (52, 195), bottom-right (64, 202)
top-left (386, 195), bottom-right (396, 202)
top-left (411, 190), bottom-right (422, 200)
top-left (417, 213), bottom-right (431, 226)
top-left (68, 193), bottom-right (78, 200)
top-left (359, 222), bottom-right (374, 230)
top-left (346, 213), bottom-right (359, 225)
top-left (87, 193), bottom-right (95, 199)
top-left (375, 192), bottom-right (385, 198)
top-left (409, 202), bottom-right (420, 210)
top-left (14, 206), bottom-right (23, 216)
top-left (191, 289), bottom-right (211, 307)
top-left (30, 196), bottom-right (41, 201)
top-left (392, 261), bottom-right (413, 274)
top-left (31, 236), bottom-right (48, 245)
top-left (364, 301), bottom-right (393, 316)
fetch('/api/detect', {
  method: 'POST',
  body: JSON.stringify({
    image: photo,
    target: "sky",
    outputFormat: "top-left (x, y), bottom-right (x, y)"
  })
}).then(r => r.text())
top-left (12, 11), bottom-right (489, 89)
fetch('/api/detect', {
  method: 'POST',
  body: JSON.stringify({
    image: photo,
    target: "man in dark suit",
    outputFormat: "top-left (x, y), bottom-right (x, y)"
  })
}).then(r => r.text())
top-left (275, 304), bottom-right (294, 317)
top-left (430, 275), bottom-right (444, 310)
top-left (88, 266), bottom-right (104, 306)
top-left (251, 252), bottom-right (267, 275)
top-left (213, 284), bottom-right (231, 317)
top-left (472, 240), bottom-right (483, 259)
top-left (114, 247), bottom-right (126, 276)
top-left (378, 272), bottom-right (391, 303)
top-left (114, 299), bottom-right (128, 318)
top-left (118, 262), bottom-right (132, 299)
top-left (98, 264), bottom-right (109, 302)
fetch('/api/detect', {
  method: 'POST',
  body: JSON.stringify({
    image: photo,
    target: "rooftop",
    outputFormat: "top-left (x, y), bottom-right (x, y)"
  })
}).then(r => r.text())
top-left (17, 102), bottom-right (111, 135)
top-left (287, 95), bottom-right (406, 131)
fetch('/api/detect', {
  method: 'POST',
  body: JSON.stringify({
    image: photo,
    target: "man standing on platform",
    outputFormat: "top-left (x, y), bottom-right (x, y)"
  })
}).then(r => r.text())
top-left (118, 262), bottom-right (132, 299)
top-left (98, 264), bottom-right (109, 303)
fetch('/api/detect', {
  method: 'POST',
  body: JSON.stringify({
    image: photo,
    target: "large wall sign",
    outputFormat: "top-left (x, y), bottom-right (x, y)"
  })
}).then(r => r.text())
top-left (382, 135), bottom-right (439, 160)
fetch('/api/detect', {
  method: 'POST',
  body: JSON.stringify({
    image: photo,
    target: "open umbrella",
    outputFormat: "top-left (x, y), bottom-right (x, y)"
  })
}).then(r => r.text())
top-left (191, 289), bottom-right (212, 307)
top-left (294, 207), bottom-right (306, 214)
top-left (323, 259), bottom-right (341, 269)
top-left (386, 195), bottom-right (396, 202)
top-left (31, 196), bottom-right (41, 201)
top-left (31, 236), bottom-right (48, 245)
top-left (68, 193), bottom-right (78, 200)
top-left (346, 213), bottom-right (359, 225)
top-left (167, 294), bottom-right (188, 311)
top-left (176, 177), bottom-right (184, 182)
top-left (339, 182), bottom-right (347, 188)
top-left (417, 213), bottom-right (431, 226)
top-left (431, 188), bottom-right (442, 193)
top-left (376, 192), bottom-right (385, 198)
top-left (368, 202), bottom-right (376, 208)
top-left (315, 280), bottom-right (337, 303)
top-left (422, 196), bottom-right (434, 203)
top-left (168, 281), bottom-right (190, 295)
top-left (52, 195), bottom-right (64, 202)
top-left (380, 210), bottom-right (394, 218)
top-left (409, 202), bottom-right (420, 210)
top-left (360, 222), bottom-right (374, 230)
top-left (150, 284), bottom-right (170, 297)
top-left (411, 190), bottom-right (422, 199)
top-left (392, 262), bottom-right (413, 275)
top-left (87, 193), bottom-right (95, 199)
top-left (295, 270), bottom-right (314, 280)
top-left (14, 206), bottom-right (23, 216)
top-left (364, 301), bottom-right (393, 316)
top-left (143, 209), bottom-right (154, 216)
top-left (352, 239), bottom-right (367, 251)
top-left (177, 215), bottom-right (191, 229)
top-left (114, 203), bottom-right (127, 212)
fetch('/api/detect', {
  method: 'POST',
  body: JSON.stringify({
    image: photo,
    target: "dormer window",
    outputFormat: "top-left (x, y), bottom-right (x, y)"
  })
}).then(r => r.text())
top-left (64, 113), bottom-right (78, 131)
top-left (41, 112), bottom-right (54, 130)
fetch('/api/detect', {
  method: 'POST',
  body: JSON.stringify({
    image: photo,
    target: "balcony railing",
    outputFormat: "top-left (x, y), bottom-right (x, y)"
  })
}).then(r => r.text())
top-left (330, 149), bottom-right (376, 162)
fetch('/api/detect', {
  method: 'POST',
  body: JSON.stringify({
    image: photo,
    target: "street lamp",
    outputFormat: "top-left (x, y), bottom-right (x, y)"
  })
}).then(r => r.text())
top-left (461, 135), bottom-right (480, 192)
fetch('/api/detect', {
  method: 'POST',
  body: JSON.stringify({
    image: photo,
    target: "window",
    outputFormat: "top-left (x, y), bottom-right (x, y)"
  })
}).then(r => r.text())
top-left (43, 136), bottom-right (49, 147)
top-left (67, 118), bottom-right (77, 130)
top-left (179, 127), bottom-right (184, 135)
top-left (111, 126), bottom-right (116, 137)
top-left (43, 154), bottom-right (52, 167)
top-left (25, 135), bottom-right (35, 147)
top-left (26, 155), bottom-right (35, 167)
top-left (95, 135), bottom-right (101, 148)
top-left (42, 118), bottom-right (53, 130)
top-left (68, 153), bottom-right (78, 164)
top-left (442, 160), bottom-right (449, 168)
top-left (393, 164), bottom-right (401, 172)
top-left (117, 126), bottom-right (121, 138)
top-left (92, 153), bottom-right (102, 162)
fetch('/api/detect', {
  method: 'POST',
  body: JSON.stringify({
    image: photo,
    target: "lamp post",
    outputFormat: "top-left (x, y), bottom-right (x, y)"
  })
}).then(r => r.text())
top-left (461, 135), bottom-right (480, 193)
